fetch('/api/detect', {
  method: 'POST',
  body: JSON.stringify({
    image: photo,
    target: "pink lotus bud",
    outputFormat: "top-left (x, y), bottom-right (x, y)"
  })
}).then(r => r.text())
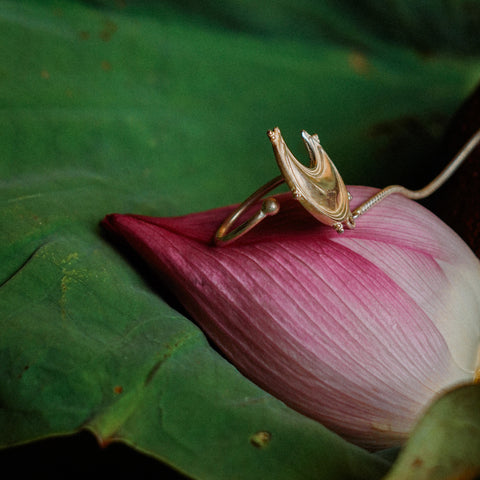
top-left (102, 186), bottom-right (480, 450)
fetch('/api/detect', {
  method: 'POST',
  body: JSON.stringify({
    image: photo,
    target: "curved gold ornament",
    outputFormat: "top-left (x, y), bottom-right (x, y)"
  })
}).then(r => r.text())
top-left (213, 126), bottom-right (480, 247)
top-left (268, 127), bottom-right (355, 233)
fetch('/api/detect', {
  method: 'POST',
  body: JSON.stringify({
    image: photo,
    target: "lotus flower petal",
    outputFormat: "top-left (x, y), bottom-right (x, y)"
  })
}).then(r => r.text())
top-left (102, 186), bottom-right (480, 449)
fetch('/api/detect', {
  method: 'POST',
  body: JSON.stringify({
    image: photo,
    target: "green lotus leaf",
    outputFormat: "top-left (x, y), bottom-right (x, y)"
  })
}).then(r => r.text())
top-left (1, 1), bottom-right (480, 478)
top-left (384, 384), bottom-right (480, 480)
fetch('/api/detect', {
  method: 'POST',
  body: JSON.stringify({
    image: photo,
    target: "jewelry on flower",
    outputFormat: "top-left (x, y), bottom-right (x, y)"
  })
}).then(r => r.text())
top-left (214, 126), bottom-right (480, 246)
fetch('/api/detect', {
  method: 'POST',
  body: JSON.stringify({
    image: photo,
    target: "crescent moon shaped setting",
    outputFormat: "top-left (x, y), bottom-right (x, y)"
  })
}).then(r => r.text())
top-left (267, 127), bottom-right (355, 233)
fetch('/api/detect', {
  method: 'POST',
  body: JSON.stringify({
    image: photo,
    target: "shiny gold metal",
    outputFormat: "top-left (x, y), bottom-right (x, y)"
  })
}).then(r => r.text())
top-left (269, 127), bottom-right (355, 233)
top-left (214, 127), bottom-right (480, 247)
top-left (214, 176), bottom-right (282, 246)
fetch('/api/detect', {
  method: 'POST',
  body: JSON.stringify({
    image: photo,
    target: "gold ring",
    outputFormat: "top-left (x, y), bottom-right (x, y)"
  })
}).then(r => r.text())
top-left (214, 127), bottom-right (355, 246)
top-left (214, 126), bottom-right (480, 247)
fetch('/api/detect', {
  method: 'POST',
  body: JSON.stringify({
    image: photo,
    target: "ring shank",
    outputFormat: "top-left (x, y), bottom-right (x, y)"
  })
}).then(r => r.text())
top-left (214, 176), bottom-right (284, 246)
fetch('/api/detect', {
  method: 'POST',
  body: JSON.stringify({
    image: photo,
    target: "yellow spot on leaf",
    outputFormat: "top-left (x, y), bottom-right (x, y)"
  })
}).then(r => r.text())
top-left (101, 60), bottom-right (112, 71)
top-left (99, 20), bottom-right (118, 42)
top-left (78, 30), bottom-right (90, 41)
top-left (58, 253), bottom-right (82, 321)
top-left (250, 431), bottom-right (272, 448)
top-left (62, 252), bottom-right (79, 265)
top-left (348, 51), bottom-right (370, 75)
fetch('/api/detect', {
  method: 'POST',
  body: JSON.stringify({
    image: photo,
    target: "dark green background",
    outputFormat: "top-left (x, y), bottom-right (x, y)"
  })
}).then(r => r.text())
top-left (1, 1), bottom-right (480, 478)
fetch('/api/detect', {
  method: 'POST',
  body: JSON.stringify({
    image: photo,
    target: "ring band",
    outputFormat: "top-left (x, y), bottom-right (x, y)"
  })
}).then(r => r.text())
top-left (214, 176), bottom-right (284, 246)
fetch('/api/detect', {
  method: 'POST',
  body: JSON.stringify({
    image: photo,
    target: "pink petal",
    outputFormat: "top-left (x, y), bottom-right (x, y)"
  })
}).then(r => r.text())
top-left (102, 186), bottom-right (480, 449)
